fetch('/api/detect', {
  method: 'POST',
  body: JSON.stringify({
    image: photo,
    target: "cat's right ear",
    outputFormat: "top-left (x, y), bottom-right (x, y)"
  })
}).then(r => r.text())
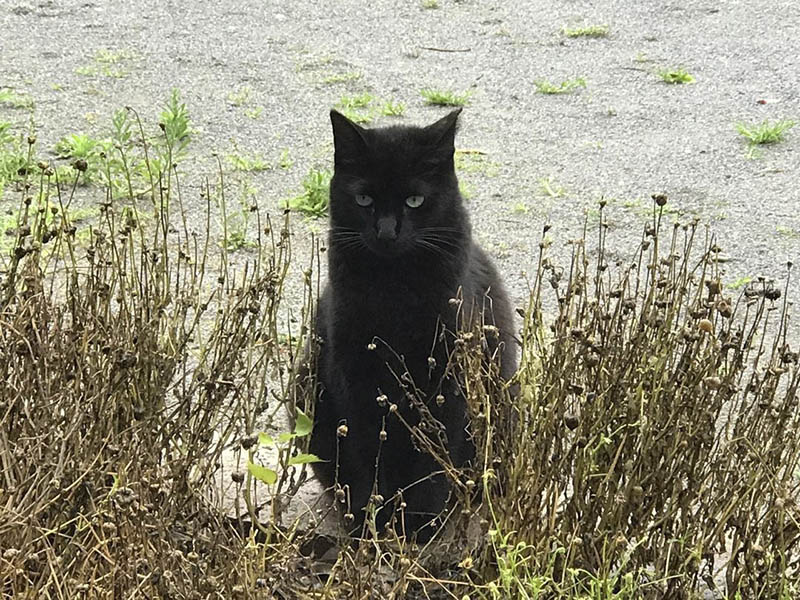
top-left (330, 110), bottom-right (367, 167)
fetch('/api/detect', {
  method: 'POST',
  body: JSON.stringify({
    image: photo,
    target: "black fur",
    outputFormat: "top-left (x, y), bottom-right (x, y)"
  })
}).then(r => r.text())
top-left (309, 109), bottom-right (516, 539)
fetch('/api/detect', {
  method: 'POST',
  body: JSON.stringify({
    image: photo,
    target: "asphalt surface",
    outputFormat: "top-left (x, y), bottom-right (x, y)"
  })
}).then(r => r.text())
top-left (2, 0), bottom-right (799, 561)
top-left (3, 0), bottom-right (799, 295)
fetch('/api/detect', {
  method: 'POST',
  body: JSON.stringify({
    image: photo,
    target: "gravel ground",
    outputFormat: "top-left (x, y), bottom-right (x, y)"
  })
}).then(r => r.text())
top-left (3, 0), bottom-right (799, 300)
top-left (2, 0), bottom-right (799, 583)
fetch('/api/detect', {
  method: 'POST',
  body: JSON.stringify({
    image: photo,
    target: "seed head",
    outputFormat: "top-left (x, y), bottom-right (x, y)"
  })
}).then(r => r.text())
top-left (336, 424), bottom-right (349, 438)
top-left (564, 413), bottom-right (579, 430)
top-left (2, 548), bottom-right (19, 561)
top-left (631, 485), bottom-right (644, 501)
top-left (698, 319), bottom-right (713, 334)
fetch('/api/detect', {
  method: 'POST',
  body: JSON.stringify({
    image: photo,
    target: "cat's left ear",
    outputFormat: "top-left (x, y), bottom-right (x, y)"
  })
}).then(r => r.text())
top-left (331, 109), bottom-right (368, 168)
top-left (425, 108), bottom-right (461, 161)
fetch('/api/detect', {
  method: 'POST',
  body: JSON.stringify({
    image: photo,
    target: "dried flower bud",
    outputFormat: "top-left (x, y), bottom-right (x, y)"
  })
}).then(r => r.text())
top-left (2, 548), bottom-right (20, 560)
top-left (631, 485), bottom-right (644, 501)
top-left (564, 413), bottom-right (579, 430)
top-left (336, 424), bottom-right (349, 438)
top-left (698, 319), bottom-right (713, 334)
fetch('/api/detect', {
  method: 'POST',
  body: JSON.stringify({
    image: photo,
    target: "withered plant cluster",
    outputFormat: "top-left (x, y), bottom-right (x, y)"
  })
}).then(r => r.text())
top-left (455, 201), bottom-right (800, 598)
top-left (0, 117), bottom-right (798, 600)
top-left (0, 131), bottom-right (320, 598)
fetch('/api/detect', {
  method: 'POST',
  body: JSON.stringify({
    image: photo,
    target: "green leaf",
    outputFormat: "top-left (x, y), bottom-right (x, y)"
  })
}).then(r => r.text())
top-left (247, 461), bottom-right (277, 485)
top-left (293, 410), bottom-right (313, 437)
top-left (258, 432), bottom-right (274, 447)
top-left (278, 432), bottom-right (294, 444)
top-left (287, 453), bottom-right (322, 466)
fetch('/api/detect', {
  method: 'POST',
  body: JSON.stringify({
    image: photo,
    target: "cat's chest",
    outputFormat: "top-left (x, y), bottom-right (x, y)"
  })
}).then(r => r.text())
top-left (334, 283), bottom-right (446, 346)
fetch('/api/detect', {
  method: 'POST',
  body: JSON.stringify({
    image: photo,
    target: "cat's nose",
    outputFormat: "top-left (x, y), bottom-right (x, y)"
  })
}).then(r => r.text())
top-left (376, 215), bottom-right (398, 241)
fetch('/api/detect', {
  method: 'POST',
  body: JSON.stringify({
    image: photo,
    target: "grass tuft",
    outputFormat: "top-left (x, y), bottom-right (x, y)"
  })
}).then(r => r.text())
top-left (0, 88), bottom-right (34, 110)
top-left (420, 88), bottom-right (472, 106)
top-left (736, 119), bottom-right (795, 145)
top-left (335, 94), bottom-right (405, 123)
top-left (225, 141), bottom-right (272, 172)
top-left (562, 24), bottom-right (610, 38)
top-left (380, 100), bottom-right (406, 116)
top-left (322, 71), bottom-right (363, 85)
top-left (226, 86), bottom-right (252, 106)
top-left (286, 167), bottom-right (331, 217)
top-left (534, 77), bottom-right (586, 95)
top-left (658, 67), bottom-right (695, 84)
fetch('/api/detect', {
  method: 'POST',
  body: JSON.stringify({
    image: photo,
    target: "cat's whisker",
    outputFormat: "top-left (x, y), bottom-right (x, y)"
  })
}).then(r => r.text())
top-left (418, 226), bottom-right (465, 234)
top-left (418, 235), bottom-right (464, 255)
top-left (416, 239), bottom-right (457, 261)
top-left (419, 235), bottom-right (462, 249)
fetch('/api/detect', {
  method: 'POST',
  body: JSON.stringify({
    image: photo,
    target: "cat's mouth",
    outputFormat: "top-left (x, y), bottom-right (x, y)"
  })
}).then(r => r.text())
top-left (364, 236), bottom-right (408, 257)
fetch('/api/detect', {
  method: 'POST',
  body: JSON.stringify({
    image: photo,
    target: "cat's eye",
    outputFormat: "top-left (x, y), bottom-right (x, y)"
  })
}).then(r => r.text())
top-left (405, 195), bottom-right (425, 208)
top-left (355, 194), bottom-right (374, 207)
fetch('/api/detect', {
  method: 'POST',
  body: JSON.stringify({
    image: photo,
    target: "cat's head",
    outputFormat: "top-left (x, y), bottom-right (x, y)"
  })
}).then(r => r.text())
top-left (328, 109), bottom-right (467, 258)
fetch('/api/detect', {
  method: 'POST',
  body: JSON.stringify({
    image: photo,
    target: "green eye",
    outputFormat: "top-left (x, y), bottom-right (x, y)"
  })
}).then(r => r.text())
top-left (405, 195), bottom-right (424, 208)
top-left (355, 194), bottom-right (373, 207)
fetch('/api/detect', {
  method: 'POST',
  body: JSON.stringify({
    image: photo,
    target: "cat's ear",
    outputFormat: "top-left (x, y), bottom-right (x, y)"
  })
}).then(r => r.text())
top-left (424, 108), bottom-right (461, 164)
top-left (330, 109), bottom-right (367, 167)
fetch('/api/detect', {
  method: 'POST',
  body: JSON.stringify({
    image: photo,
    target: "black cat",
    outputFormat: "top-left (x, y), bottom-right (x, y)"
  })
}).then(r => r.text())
top-left (308, 108), bottom-right (516, 539)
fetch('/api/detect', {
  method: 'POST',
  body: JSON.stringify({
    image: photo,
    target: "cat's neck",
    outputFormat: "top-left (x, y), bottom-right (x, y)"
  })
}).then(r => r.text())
top-left (327, 241), bottom-right (467, 295)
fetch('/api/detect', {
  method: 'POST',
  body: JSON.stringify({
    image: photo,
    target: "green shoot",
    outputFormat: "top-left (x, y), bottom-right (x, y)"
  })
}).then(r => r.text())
top-left (286, 168), bottom-right (331, 218)
top-left (0, 88), bottom-right (34, 110)
top-left (736, 119), bottom-right (795, 145)
top-left (658, 68), bottom-right (695, 84)
top-left (562, 24), bottom-right (609, 38)
top-left (420, 89), bottom-right (472, 106)
top-left (534, 77), bottom-right (586, 95)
